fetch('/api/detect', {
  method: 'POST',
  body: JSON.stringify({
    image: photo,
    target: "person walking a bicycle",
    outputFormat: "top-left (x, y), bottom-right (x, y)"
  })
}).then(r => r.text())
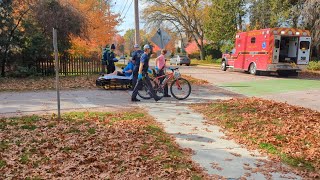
top-left (131, 44), bottom-right (161, 102)
top-left (155, 49), bottom-right (171, 97)
top-left (131, 44), bottom-right (144, 88)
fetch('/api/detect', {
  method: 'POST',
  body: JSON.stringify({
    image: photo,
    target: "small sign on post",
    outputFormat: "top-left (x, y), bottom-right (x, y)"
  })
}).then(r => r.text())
top-left (151, 28), bottom-right (171, 49)
top-left (53, 28), bottom-right (61, 120)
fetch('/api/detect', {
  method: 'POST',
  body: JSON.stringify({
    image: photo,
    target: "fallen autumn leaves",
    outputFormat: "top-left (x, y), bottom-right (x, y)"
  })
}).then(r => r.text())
top-left (191, 98), bottom-right (320, 178)
top-left (0, 110), bottom-right (206, 179)
top-left (0, 74), bottom-right (208, 92)
top-left (0, 76), bottom-right (98, 92)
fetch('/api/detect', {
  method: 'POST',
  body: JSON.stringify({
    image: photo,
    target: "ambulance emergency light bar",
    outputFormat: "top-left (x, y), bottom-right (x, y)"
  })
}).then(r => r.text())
top-left (273, 30), bottom-right (307, 36)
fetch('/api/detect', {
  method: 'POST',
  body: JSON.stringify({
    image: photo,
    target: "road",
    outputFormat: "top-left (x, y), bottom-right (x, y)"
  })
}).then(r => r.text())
top-left (177, 65), bottom-right (320, 111)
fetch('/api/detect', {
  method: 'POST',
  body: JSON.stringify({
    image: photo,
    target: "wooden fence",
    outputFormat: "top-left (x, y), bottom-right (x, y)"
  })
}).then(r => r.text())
top-left (37, 55), bottom-right (102, 76)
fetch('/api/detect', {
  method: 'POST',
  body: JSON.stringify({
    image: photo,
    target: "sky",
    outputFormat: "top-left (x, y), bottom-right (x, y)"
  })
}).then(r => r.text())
top-left (111, 0), bottom-right (146, 36)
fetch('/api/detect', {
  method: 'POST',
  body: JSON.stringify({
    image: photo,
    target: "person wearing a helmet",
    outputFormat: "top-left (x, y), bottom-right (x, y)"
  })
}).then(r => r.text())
top-left (131, 44), bottom-right (144, 88)
top-left (131, 44), bottom-right (161, 102)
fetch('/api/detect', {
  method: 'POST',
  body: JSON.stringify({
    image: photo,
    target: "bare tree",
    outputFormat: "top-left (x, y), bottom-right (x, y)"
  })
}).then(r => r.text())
top-left (143, 0), bottom-right (209, 60)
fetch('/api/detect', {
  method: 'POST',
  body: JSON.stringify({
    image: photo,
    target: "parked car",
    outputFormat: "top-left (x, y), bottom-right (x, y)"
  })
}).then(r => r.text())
top-left (170, 55), bottom-right (190, 66)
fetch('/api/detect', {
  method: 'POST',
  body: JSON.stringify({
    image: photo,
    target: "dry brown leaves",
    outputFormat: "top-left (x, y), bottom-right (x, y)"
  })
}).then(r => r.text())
top-left (181, 75), bottom-right (209, 86)
top-left (0, 75), bottom-right (98, 92)
top-left (299, 71), bottom-right (320, 80)
top-left (210, 162), bottom-right (223, 171)
top-left (191, 98), bottom-right (320, 178)
top-left (0, 110), bottom-right (207, 179)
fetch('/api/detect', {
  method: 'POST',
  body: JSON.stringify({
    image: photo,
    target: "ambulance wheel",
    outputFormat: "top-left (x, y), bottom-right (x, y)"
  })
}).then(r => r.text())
top-left (221, 60), bottom-right (227, 71)
top-left (249, 63), bottom-right (258, 75)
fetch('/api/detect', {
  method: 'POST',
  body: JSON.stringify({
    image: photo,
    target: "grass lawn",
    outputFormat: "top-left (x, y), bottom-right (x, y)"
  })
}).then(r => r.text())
top-left (191, 98), bottom-right (320, 178)
top-left (190, 59), bottom-right (221, 67)
top-left (0, 110), bottom-right (206, 179)
top-left (220, 79), bottom-right (320, 96)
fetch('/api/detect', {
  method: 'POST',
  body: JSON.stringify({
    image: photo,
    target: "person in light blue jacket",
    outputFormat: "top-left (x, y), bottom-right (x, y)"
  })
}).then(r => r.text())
top-left (104, 58), bottom-right (134, 77)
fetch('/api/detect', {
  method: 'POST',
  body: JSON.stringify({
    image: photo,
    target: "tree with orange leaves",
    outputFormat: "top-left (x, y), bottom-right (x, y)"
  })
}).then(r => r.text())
top-left (67, 0), bottom-right (119, 57)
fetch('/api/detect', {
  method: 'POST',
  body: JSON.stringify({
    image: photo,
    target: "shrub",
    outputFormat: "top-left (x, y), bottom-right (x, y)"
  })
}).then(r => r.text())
top-left (205, 55), bottom-right (213, 62)
top-left (188, 52), bottom-right (200, 59)
top-left (204, 44), bottom-right (222, 59)
top-left (214, 58), bottom-right (222, 64)
top-left (7, 66), bottom-right (41, 78)
top-left (307, 61), bottom-right (320, 71)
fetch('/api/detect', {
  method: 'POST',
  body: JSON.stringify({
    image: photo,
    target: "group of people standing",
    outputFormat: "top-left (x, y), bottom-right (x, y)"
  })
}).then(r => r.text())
top-left (101, 43), bottom-right (170, 102)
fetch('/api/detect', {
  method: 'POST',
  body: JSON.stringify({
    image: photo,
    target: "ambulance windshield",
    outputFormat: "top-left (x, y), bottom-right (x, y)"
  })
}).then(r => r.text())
top-left (300, 41), bottom-right (310, 50)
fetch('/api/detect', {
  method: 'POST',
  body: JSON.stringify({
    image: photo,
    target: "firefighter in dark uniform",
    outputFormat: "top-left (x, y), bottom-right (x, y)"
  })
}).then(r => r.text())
top-left (101, 45), bottom-right (110, 74)
top-left (106, 44), bottom-right (116, 74)
top-left (131, 44), bottom-right (144, 88)
top-left (131, 44), bottom-right (161, 102)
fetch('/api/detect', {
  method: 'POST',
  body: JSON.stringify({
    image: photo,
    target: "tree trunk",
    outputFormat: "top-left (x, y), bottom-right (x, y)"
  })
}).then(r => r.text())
top-left (1, 46), bottom-right (9, 77)
top-left (200, 46), bottom-right (205, 60)
top-left (317, 44), bottom-right (320, 61)
top-left (238, 15), bottom-right (243, 30)
top-left (1, 57), bottom-right (6, 77)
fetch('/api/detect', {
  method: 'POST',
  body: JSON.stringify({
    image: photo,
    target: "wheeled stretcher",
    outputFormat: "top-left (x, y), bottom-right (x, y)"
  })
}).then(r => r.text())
top-left (96, 74), bottom-right (133, 90)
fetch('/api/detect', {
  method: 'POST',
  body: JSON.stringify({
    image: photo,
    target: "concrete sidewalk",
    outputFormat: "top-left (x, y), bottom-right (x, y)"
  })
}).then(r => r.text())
top-left (137, 87), bottom-right (301, 179)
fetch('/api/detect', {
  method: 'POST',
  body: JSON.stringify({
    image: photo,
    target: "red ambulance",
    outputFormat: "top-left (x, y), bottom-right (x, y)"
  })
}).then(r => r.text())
top-left (221, 28), bottom-right (311, 76)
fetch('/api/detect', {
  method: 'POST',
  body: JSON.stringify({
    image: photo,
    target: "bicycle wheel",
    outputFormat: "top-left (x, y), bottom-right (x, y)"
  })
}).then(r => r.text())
top-left (152, 79), bottom-right (164, 98)
top-left (137, 81), bottom-right (152, 99)
top-left (170, 78), bottom-right (191, 100)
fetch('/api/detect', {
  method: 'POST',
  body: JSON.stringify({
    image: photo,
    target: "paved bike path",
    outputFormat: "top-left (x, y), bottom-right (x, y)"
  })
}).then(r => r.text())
top-left (137, 86), bottom-right (301, 179)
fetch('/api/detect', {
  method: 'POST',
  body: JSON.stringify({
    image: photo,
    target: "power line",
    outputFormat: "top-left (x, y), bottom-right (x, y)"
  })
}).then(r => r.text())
top-left (119, 0), bottom-right (129, 15)
top-left (122, 0), bottom-right (133, 20)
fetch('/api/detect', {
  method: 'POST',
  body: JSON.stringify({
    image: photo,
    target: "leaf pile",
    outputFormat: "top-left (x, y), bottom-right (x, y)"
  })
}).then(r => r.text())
top-left (299, 71), bottom-right (320, 80)
top-left (0, 111), bottom-right (206, 179)
top-left (181, 75), bottom-right (209, 86)
top-left (191, 98), bottom-right (320, 178)
top-left (0, 75), bottom-right (98, 92)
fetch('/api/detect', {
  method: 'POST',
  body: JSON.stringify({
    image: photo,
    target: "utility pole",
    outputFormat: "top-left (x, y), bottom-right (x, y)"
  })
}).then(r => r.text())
top-left (53, 28), bottom-right (61, 120)
top-left (134, 0), bottom-right (140, 45)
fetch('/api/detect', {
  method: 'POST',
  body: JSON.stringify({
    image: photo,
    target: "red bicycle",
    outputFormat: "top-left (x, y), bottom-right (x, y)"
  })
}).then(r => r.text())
top-left (138, 67), bottom-right (191, 100)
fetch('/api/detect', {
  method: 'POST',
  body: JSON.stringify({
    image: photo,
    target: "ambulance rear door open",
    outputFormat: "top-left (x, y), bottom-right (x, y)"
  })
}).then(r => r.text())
top-left (273, 35), bottom-right (281, 63)
top-left (297, 37), bottom-right (311, 65)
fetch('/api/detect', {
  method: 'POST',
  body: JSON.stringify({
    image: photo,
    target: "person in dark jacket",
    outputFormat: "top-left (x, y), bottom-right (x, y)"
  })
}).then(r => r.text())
top-left (101, 45), bottom-right (110, 74)
top-left (131, 44), bottom-right (161, 102)
top-left (131, 44), bottom-right (144, 88)
top-left (106, 44), bottom-right (116, 74)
